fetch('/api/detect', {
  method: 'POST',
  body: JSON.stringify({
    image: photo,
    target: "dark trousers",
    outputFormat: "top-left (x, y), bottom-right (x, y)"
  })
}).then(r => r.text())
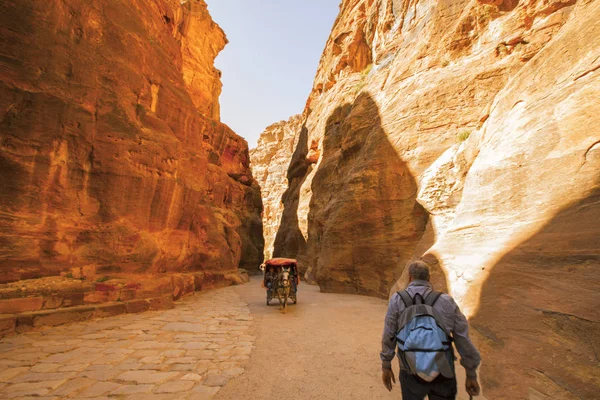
top-left (399, 370), bottom-right (457, 400)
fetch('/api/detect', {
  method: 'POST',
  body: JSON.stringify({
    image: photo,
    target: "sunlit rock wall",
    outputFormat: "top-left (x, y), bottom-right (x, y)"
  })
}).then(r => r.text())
top-left (253, 0), bottom-right (600, 397)
top-left (0, 0), bottom-right (264, 282)
top-left (250, 115), bottom-right (303, 261)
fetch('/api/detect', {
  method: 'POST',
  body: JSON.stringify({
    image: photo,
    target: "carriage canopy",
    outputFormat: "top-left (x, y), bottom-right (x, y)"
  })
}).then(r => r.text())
top-left (264, 258), bottom-right (297, 267)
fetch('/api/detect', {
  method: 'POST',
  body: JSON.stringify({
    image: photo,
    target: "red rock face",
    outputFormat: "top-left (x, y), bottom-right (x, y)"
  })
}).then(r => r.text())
top-left (0, 0), bottom-right (263, 282)
top-left (252, 0), bottom-right (599, 397)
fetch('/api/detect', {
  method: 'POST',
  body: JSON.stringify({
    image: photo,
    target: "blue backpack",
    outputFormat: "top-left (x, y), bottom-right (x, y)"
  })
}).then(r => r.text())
top-left (396, 290), bottom-right (455, 382)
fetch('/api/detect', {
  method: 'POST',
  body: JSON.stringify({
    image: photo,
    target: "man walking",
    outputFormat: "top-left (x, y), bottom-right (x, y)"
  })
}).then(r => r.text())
top-left (380, 261), bottom-right (481, 399)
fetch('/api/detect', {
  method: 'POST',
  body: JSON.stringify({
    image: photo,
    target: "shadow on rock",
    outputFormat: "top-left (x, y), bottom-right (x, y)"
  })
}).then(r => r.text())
top-left (301, 93), bottom-right (428, 298)
top-left (272, 124), bottom-right (311, 262)
top-left (470, 186), bottom-right (600, 399)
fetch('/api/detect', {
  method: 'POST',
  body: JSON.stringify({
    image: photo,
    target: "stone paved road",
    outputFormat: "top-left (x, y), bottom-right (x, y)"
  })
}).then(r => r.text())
top-left (0, 278), bottom-right (486, 400)
top-left (0, 287), bottom-right (254, 399)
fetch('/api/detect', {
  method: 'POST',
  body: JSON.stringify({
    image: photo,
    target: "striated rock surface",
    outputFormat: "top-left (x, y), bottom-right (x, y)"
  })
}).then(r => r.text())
top-left (0, 0), bottom-right (263, 285)
top-left (253, 0), bottom-right (599, 397)
top-left (250, 115), bottom-right (303, 260)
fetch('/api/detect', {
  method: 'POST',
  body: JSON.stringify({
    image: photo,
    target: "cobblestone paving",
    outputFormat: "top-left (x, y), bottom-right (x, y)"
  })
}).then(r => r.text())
top-left (0, 287), bottom-right (255, 399)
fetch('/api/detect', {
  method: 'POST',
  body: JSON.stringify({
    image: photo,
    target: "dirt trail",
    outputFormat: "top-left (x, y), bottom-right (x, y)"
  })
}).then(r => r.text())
top-left (217, 277), bottom-right (482, 400)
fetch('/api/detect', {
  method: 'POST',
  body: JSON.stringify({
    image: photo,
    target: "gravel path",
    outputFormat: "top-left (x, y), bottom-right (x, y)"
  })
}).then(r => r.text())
top-left (217, 277), bottom-right (481, 400)
top-left (216, 277), bottom-right (399, 400)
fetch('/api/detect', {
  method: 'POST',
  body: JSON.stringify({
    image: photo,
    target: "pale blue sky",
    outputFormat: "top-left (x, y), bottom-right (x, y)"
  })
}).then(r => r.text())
top-left (206, 0), bottom-right (340, 148)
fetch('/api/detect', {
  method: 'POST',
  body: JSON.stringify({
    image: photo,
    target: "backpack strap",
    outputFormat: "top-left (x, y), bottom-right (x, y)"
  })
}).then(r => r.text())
top-left (425, 290), bottom-right (442, 307)
top-left (414, 292), bottom-right (425, 305)
top-left (398, 290), bottom-right (444, 308)
top-left (424, 290), bottom-right (454, 341)
top-left (397, 290), bottom-right (414, 308)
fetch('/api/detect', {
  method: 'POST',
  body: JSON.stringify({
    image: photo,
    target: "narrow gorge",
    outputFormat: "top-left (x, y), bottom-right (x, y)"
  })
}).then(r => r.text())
top-left (0, 0), bottom-right (598, 399)
top-left (251, 0), bottom-right (600, 398)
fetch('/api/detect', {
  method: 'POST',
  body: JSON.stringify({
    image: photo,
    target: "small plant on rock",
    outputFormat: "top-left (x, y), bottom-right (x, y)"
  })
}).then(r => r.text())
top-left (482, 4), bottom-right (496, 15)
top-left (361, 63), bottom-right (373, 78)
top-left (496, 42), bottom-right (509, 56)
top-left (354, 81), bottom-right (367, 93)
top-left (354, 64), bottom-right (373, 94)
top-left (514, 42), bottom-right (525, 52)
top-left (457, 129), bottom-right (472, 142)
top-left (96, 276), bottom-right (110, 283)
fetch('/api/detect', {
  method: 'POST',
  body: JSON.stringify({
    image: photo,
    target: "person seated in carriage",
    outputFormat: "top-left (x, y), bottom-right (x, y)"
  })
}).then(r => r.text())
top-left (289, 266), bottom-right (298, 293)
top-left (263, 264), bottom-right (276, 290)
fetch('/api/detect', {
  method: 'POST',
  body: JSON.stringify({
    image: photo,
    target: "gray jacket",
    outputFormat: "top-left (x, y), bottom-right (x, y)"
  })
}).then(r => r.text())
top-left (380, 280), bottom-right (481, 378)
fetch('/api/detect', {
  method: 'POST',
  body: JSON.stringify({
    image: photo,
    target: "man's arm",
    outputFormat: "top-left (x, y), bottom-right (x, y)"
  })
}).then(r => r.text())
top-left (380, 293), bottom-right (400, 370)
top-left (448, 297), bottom-right (481, 378)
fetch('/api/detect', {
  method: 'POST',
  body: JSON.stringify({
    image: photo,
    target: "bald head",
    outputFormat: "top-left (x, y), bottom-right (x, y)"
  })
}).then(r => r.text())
top-left (408, 260), bottom-right (430, 282)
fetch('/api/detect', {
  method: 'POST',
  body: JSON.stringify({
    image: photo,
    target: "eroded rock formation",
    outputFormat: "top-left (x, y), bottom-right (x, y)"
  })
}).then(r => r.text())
top-left (250, 115), bottom-right (303, 260)
top-left (0, 1), bottom-right (263, 285)
top-left (253, 0), bottom-right (600, 397)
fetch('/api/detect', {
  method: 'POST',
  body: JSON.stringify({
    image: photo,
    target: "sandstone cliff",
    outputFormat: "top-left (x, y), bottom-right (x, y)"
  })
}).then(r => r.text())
top-left (250, 115), bottom-right (303, 260)
top-left (0, 0), bottom-right (263, 283)
top-left (253, 0), bottom-right (600, 397)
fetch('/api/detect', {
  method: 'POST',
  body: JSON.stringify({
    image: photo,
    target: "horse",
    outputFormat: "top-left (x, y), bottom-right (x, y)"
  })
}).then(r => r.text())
top-left (275, 266), bottom-right (292, 311)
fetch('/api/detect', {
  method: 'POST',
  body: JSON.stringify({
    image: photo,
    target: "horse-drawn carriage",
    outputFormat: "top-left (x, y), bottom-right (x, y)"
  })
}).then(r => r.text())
top-left (260, 258), bottom-right (298, 309)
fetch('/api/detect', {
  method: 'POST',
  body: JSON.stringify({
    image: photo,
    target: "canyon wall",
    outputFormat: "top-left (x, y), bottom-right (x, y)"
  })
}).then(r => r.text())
top-left (0, 0), bottom-right (263, 284)
top-left (253, 0), bottom-right (600, 398)
top-left (250, 115), bottom-right (303, 260)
